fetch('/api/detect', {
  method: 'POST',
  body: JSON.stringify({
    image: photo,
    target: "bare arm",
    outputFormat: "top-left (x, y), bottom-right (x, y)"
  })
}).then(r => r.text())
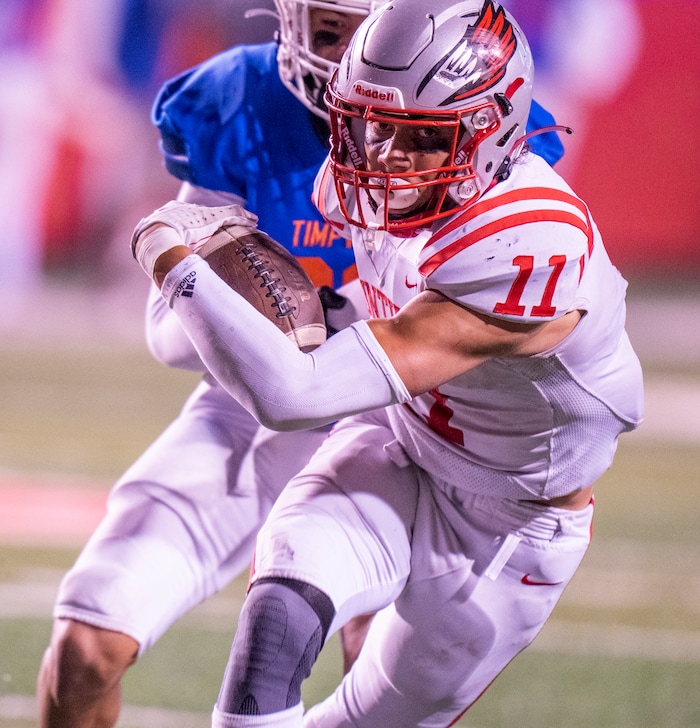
top-left (368, 290), bottom-right (582, 395)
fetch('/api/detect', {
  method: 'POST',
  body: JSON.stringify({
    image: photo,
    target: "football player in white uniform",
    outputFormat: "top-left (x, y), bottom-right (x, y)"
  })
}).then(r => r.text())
top-left (132, 0), bottom-right (644, 725)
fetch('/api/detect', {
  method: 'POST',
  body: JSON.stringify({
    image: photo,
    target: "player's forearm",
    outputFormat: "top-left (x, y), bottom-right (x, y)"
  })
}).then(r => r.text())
top-left (160, 256), bottom-right (411, 431)
top-left (145, 283), bottom-right (208, 372)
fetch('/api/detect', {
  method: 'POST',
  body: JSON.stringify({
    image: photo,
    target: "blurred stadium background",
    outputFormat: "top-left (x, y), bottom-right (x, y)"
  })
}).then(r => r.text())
top-left (1, 0), bottom-right (698, 726)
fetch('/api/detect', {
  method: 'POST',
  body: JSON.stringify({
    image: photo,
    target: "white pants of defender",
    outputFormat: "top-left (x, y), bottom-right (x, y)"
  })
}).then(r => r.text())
top-left (248, 408), bottom-right (593, 728)
top-left (53, 377), bottom-right (330, 652)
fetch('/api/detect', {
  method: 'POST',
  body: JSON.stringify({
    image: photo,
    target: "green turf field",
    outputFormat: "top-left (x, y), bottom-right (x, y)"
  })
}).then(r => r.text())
top-left (1, 282), bottom-right (698, 727)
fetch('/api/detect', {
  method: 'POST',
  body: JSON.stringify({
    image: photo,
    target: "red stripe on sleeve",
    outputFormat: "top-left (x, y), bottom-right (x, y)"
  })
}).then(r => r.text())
top-left (419, 209), bottom-right (590, 278)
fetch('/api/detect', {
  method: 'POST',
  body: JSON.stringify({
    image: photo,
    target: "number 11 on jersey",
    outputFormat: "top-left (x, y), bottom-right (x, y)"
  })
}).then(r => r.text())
top-left (494, 254), bottom-right (568, 318)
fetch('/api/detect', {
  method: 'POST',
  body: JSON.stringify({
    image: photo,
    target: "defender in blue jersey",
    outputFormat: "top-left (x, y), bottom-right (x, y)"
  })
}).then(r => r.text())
top-left (154, 42), bottom-right (357, 290)
top-left (37, 2), bottom-right (566, 726)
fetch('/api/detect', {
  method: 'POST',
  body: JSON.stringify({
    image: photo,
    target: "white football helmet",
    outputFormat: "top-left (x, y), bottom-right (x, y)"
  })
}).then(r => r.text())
top-left (325, 0), bottom-right (535, 231)
top-left (274, 0), bottom-right (381, 118)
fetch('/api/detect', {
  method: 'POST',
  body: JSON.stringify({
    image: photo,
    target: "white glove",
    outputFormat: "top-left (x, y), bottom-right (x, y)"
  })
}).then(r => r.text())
top-left (131, 200), bottom-right (259, 276)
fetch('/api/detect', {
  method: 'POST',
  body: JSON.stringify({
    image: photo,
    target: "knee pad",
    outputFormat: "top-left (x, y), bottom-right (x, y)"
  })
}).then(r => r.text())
top-left (217, 578), bottom-right (335, 716)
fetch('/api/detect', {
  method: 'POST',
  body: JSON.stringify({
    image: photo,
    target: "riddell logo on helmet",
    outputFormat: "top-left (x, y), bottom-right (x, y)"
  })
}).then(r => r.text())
top-left (351, 82), bottom-right (398, 103)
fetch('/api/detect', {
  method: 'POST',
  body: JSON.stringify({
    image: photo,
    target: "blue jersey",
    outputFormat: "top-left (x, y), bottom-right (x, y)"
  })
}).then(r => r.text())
top-left (153, 42), bottom-right (355, 289)
top-left (152, 41), bottom-right (564, 289)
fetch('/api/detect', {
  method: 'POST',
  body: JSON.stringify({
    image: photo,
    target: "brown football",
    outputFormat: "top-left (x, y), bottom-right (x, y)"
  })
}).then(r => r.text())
top-left (199, 224), bottom-right (326, 351)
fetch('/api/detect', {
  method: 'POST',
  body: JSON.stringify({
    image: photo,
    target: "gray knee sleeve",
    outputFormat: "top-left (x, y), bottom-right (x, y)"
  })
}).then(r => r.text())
top-left (217, 578), bottom-right (335, 716)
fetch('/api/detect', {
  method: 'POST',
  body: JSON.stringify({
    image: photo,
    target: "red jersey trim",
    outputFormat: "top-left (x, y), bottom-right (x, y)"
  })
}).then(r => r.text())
top-left (427, 186), bottom-right (592, 246)
top-left (419, 208), bottom-right (591, 278)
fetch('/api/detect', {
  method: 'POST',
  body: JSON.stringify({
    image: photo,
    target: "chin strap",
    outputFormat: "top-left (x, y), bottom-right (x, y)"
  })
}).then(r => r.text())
top-left (510, 124), bottom-right (574, 161)
top-left (492, 124), bottom-right (574, 183)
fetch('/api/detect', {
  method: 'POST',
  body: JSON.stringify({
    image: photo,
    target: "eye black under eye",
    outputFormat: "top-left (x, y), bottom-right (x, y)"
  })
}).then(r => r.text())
top-left (313, 30), bottom-right (341, 49)
top-left (411, 131), bottom-right (452, 153)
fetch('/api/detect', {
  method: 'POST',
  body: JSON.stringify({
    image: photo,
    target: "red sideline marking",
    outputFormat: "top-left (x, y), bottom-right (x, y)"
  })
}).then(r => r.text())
top-left (0, 475), bottom-right (108, 546)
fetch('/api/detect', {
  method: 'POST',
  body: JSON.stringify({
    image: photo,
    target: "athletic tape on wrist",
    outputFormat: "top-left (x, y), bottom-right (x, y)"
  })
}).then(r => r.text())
top-left (134, 224), bottom-right (184, 277)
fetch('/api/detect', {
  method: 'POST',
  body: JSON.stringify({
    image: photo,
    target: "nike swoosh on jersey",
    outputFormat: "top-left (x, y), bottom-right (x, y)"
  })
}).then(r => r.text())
top-left (521, 574), bottom-right (564, 587)
top-left (404, 276), bottom-right (418, 288)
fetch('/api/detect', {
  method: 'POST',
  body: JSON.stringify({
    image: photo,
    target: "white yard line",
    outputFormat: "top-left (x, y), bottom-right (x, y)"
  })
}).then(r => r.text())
top-left (0, 696), bottom-right (211, 728)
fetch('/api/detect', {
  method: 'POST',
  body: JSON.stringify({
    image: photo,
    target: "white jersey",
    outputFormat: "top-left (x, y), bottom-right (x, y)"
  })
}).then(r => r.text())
top-left (315, 153), bottom-right (644, 500)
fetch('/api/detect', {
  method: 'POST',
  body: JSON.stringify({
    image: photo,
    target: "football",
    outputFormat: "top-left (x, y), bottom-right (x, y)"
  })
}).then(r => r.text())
top-left (198, 224), bottom-right (327, 351)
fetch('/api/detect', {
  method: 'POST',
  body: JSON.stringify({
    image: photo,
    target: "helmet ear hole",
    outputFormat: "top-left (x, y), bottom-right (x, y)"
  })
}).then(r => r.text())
top-left (497, 124), bottom-right (519, 148)
top-left (494, 92), bottom-right (513, 117)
